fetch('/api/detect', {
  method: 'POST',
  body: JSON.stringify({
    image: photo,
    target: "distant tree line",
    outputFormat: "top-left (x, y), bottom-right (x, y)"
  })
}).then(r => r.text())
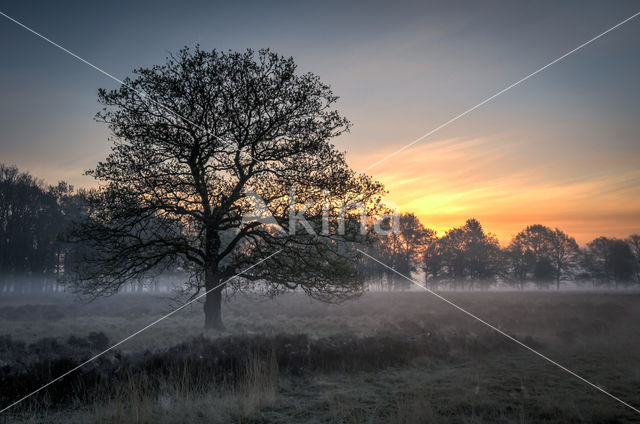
top-left (362, 213), bottom-right (640, 291)
top-left (1, 164), bottom-right (639, 293)
top-left (0, 165), bottom-right (180, 294)
top-left (0, 165), bottom-right (85, 293)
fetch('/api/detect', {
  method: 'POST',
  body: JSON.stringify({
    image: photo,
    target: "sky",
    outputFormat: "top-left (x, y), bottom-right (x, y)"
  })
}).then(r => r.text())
top-left (1, 0), bottom-right (639, 244)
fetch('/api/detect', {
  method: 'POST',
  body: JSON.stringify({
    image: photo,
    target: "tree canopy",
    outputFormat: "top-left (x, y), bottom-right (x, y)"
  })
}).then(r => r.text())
top-left (66, 47), bottom-right (384, 328)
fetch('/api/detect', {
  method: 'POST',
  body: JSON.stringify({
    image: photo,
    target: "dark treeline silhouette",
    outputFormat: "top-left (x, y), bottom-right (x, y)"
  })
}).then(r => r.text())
top-left (362, 213), bottom-right (640, 291)
top-left (0, 165), bottom-right (86, 293)
top-left (1, 164), bottom-right (639, 294)
top-left (0, 165), bottom-right (183, 295)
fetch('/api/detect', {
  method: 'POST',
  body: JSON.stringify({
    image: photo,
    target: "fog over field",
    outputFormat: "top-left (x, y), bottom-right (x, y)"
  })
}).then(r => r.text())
top-left (1, 289), bottom-right (640, 422)
top-left (2, 0), bottom-right (640, 422)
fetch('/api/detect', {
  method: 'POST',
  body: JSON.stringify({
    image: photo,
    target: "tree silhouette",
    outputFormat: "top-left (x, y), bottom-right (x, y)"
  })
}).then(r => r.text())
top-left (505, 239), bottom-right (532, 290)
top-left (377, 213), bottom-right (434, 289)
top-left (627, 234), bottom-right (640, 283)
top-left (437, 219), bottom-right (502, 289)
top-left (67, 47), bottom-right (384, 328)
top-left (584, 237), bottom-right (612, 286)
top-left (0, 165), bottom-right (79, 293)
top-left (608, 239), bottom-right (636, 285)
top-left (510, 225), bottom-right (553, 287)
top-left (547, 228), bottom-right (579, 289)
top-left (507, 224), bottom-right (578, 289)
top-left (584, 237), bottom-right (636, 288)
top-left (422, 234), bottom-right (444, 288)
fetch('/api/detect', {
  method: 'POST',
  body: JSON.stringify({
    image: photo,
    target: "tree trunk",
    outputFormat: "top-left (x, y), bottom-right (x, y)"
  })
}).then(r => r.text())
top-left (204, 269), bottom-right (225, 329)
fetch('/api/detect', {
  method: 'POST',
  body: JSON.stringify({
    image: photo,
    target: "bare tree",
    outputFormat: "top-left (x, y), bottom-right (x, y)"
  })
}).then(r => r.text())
top-left (67, 47), bottom-right (384, 328)
top-left (0, 164), bottom-right (75, 293)
top-left (548, 228), bottom-right (579, 290)
top-left (584, 237), bottom-right (612, 286)
top-left (377, 213), bottom-right (434, 289)
top-left (584, 237), bottom-right (636, 288)
top-left (508, 225), bottom-right (556, 288)
top-left (437, 219), bottom-right (502, 289)
top-left (627, 234), bottom-right (640, 283)
top-left (504, 239), bottom-right (532, 290)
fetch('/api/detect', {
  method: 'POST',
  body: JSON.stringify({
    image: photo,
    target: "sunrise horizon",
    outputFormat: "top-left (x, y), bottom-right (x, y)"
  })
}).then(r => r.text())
top-left (4, 2), bottom-right (640, 422)
top-left (2, 0), bottom-right (639, 246)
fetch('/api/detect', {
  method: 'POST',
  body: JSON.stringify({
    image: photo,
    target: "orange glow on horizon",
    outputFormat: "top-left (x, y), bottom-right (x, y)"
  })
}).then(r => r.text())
top-left (348, 137), bottom-right (640, 246)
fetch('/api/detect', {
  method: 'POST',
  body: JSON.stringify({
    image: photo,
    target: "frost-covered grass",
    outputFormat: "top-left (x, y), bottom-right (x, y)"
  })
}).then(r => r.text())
top-left (1, 290), bottom-right (640, 422)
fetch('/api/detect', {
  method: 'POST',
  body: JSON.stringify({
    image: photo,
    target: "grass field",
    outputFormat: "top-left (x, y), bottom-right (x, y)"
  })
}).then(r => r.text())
top-left (1, 289), bottom-right (640, 423)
